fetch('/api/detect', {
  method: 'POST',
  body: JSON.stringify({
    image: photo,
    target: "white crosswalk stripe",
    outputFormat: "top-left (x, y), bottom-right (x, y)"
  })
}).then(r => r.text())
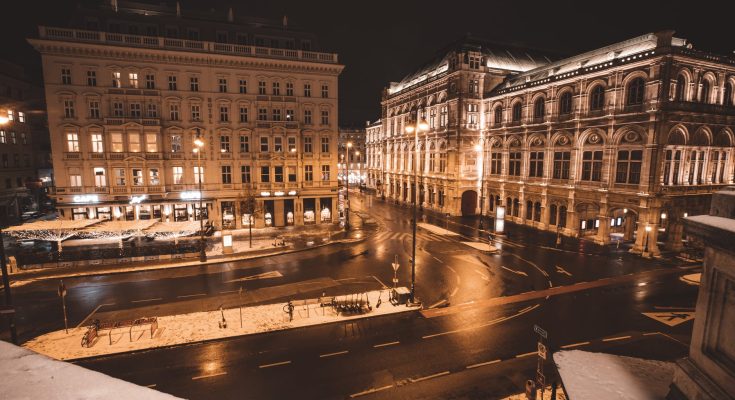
top-left (374, 230), bottom-right (456, 243)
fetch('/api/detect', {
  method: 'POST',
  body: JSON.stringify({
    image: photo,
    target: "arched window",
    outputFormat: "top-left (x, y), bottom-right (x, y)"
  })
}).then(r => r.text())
top-left (533, 97), bottom-right (545, 120)
top-left (589, 85), bottom-right (605, 111)
top-left (724, 81), bottom-right (733, 106)
top-left (701, 79), bottom-right (711, 103)
top-left (525, 200), bottom-right (533, 220)
top-left (533, 202), bottom-right (541, 222)
top-left (549, 204), bottom-right (558, 226)
top-left (559, 91), bottom-right (572, 115)
top-left (675, 74), bottom-right (686, 101)
top-left (558, 206), bottom-right (567, 228)
top-left (626, 77), bottom-right (645, 106)
top-left (494, 106), bottom-right (503, 125)
top-left (512, 102), bottom-right (522, 122)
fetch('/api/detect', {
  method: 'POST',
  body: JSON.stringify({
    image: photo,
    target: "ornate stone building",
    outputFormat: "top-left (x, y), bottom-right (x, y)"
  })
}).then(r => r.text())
top-left (368, 32), bottom-right (735, 256)
top-left (30, 1), bottom-right (343, 229)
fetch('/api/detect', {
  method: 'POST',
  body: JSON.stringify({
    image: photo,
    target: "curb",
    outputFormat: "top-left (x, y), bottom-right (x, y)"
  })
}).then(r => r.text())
top-left (64, 305), bottom-right (420, 363)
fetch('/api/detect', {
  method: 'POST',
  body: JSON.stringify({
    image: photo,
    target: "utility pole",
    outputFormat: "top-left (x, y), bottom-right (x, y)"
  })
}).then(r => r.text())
top-left (58, 280), bottom-right (68, 334)
top-left (0, 229), bottom-right (17, 343)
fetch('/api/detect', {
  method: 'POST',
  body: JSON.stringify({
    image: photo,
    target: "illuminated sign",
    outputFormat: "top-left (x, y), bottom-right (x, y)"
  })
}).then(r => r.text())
top-left (260, 191), bottom-right (271, 197)
top-left (180, 191), bottom-right (202, 200)
top-left (495, 206), bottom-right (505, 233)
top-left (130, 194), bottom-right (147, 204)
top-left (288, 190), bottom-right (297, 196)
top-left (274, 191), bottom-right (285, 196)
top-left (73, 195), bottom-right (99, 203)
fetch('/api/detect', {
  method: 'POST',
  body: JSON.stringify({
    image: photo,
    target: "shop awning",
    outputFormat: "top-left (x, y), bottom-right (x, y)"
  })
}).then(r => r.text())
top-left (83, 220), bottom-right (160, 234)
top-left (5, 219), bottom-right (104, 232)
top-left (144, 221), bottom-right (200, 234)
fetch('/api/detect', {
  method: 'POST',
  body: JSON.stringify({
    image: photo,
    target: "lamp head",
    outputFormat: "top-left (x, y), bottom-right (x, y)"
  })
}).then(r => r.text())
top-left (417, 119), bottom-right (429, 131)
top-left (404, 125), bottom-right (415, 134)
top-left (347, 141), bottom-right (353, 148)
top-left (645, 225), bottom-right (652, 232)
top-left (0, 116), bottom-right (8, 125)
top-left (474, 144), bottom-right (482, 152)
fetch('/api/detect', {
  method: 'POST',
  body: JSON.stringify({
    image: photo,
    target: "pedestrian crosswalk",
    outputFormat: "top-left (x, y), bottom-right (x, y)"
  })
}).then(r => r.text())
top-left (372, 230), bottom-right (456, 244)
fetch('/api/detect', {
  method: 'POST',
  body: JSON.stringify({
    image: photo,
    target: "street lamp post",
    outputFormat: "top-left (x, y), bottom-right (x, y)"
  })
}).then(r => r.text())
top-left (194, 129), bottom-right (207, 262)
top-left (405, 115), bottom-right (429, 304)
top-left (475, 140), bottom-right (486, 230)
top-left (344, 142), bottom-right (352, 230)
top-left (643, 224), bottom-right (652, 257)
top-left (0, 114), bottom-right (17, 343)
top-left (355, 151), bottom-right (361, 192)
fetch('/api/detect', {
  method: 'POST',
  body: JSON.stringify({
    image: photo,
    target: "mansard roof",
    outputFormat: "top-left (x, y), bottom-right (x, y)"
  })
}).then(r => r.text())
top-left (387, 34), bottom-right (558, 96)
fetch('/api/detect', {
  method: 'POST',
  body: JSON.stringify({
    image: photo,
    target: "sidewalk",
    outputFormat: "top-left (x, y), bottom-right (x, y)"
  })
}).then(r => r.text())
top-left (24, 288), bottom-right (419, 361)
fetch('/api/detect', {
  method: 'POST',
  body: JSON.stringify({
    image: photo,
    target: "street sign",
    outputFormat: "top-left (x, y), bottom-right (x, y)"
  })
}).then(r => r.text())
top-left (392, 262), bottom-right (400, 272)
top-left (534, 324), bottom-right (547, 339)
top-left (57, 280), bottom-right (67, 297)
top-left (537, 342), bottom-right (547, 360)
top-left (536, 372), bottom-right (545, 388)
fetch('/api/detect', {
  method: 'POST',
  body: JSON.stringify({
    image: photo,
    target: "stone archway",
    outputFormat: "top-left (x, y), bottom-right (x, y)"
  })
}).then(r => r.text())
top-left (461, 190), bottom-right (478, 216)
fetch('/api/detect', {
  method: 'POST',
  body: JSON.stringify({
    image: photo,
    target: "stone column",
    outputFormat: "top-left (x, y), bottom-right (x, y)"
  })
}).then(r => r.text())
top-left (595, 215), bottom-right (611, 245)
top-left (666, 220), bottom-right (685, 252)
top-left (623, 213), bottom-right (636, 241)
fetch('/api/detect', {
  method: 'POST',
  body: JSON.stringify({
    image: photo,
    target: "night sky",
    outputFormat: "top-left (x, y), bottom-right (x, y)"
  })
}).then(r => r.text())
top-left (4, 0), bottom-right (735, 127)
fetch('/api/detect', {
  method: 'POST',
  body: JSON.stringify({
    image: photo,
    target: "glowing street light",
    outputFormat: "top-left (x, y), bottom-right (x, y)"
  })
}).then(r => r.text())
top-left (194, 128), bottom-right (207, 262)
top-left (405, 115), bottom-right (428, 304)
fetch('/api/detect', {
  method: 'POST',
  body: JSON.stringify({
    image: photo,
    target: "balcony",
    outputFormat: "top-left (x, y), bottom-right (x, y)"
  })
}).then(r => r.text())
top-left (219, 152), bottom-right (232, 159)
top-left (166, 152), bottom-right (184, 160)
top-left (105, 117), bottom-right (161, 126)
top-left (144, 152), bottom-right (162, 160)
top-left (89, 152), bottom-right (105, 160)
top-left (109, 152), bottom-right (127, 160)
top-left (39, 26), bottom-right (339, 64)
top-left (131, 186), bottom-right (146, 193)
top-left (63, 152), bottom-right (81, 160)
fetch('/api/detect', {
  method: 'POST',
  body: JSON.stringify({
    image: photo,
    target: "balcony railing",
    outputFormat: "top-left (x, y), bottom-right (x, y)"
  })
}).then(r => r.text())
top-left (39, 26), bottom-right (339, 64)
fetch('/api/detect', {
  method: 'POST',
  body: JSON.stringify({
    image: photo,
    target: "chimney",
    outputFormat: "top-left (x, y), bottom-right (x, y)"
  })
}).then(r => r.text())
top-left (655, 30), bottom-right (675, 48)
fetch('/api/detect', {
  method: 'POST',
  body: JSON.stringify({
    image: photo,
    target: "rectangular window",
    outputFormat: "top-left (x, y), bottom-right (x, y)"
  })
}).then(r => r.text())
top-left (10, 132), bottom-right (16, 145)
top-left (221, 165), bottom-right (232, 184)
top-left (241, 166), bottom-right (251, 183)
top-left (173, 166), bottom-right (183, 184)
top-left (508, 152), bottom-right (521, 176)
top-left (145, 73), bottom-right (155, 89)
top-left (304, 136), bottom-right (313, 153)
top-left (0, 131), bottom-right (4, 144)
top-left (239, 106), bottom-right (248, 122)
top-left (321, 84), bottom-right (329, 98)
top-left (190, 77), bottom-right (199, 91)
top-left (220, 135), bottom-right (230, 152)
top-left (581, 150), bottom-right (603, 181)
top-left (491, 152), bottom-right (502, 175)
top-left (194, 166), bottom-right (204, 184)
top-left (69, 172), bottom-right (82, 187)
top-left (86, 70), bottom-right (97, 86)
top-left (191, 105), bottom-right (201, 121)
top-left (63, 100), bottom-right (75, 118)
top-left (260, 166), bottom-right (270, 182)
top-left (304, 109), bottom-right (312, 124)
top-left (66, 132), bottom-right (79, 152)
top-left (111, 133), bottom-right (124, 152)
top-left (128, 72), bottom-right (138, 88)
top-left (258, 108), bottom-right (267, 121)
top-left (147, 103), bottom-right (158, 118)
top-left (529, 151), bottom-right (544, 177)
top-left (260, 136), bottom-right (269, 152)
top-left (274, 166), bottom-right (284, 182)
top-left (553, 151), bottom-right (571, 179)
top-left (274, 137), bottom-right (283, 152)
top-left (304, 165), bottom-right (313, 181)
top-left (321, 165), bottom-right (330, 181)
top-left (258, 81), bottom-right (266, 95)
top-left (94, 167), bottom-right (107, 187)
top-left (115, 168), bottom-right (126, 186)
top-left (321, 137), bottom-right (329, 153)
top-left (440, 106), bottom-right (448, 127)
top-left (286, 82), bottom-right (294, 96)
top-left (128, 133), bottom-right (141, 152)
top-left (61, 67), bottom-right (72, 85)
top-left (286, 109), bottom-right (294, 121)
top-left (219, 105), bottom-right (229, 122)
top-left (146, 133), bottom-right (157, 152)
top-left (615, 150), bottom-right (643, 184)
top-left (113, 102), bottom-right (124, 117)
top-left (272, 82), bottom-right (280, 95)
top-left (239, 79), bottom-right (247, 94)
top-left (272, 109), bottom-right (281, 121)
top-left (112, 71), bottom-right (121, 88)
top-left (89, 101), bottom-right (100, 119)
top-left (169, 104), bottom-right (179, 120)
top-left (304, 83), bottom-right (311, 97)
top-left (218, 78), bottom-right (227, 93)
top-left (239, 135), bottom-right (249, 153)
top-left (168, 75), bottom-right (177, 90)
top-left (149, 168), bottom-right (160, 185)
top-left (287, 136), bottom-right (296, 152)
top-left (91, 133), bottom-right (104, 153)
top-left (20, 132), bottom-right (27, 145)
top-left (287, 166), bottom-right (296, 182)
top-left (171, 134), bottom-right (182, 152)
top-left (17, 112), bottom-right (24, 123)
top-left (129, 103), bottom-right (141, 118)
top-left (321, 110), bottom-right (329, 125)
top-left (132, 168), bottom-right (144, 186)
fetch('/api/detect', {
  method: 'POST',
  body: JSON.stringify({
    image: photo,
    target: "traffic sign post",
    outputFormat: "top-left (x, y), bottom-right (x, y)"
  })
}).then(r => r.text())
top-left (534, 324), bottom-right (549, 398)
top-left (391, 254), bottom-right (400, 289)
top-left (58, 280), bottom-right (68, 334)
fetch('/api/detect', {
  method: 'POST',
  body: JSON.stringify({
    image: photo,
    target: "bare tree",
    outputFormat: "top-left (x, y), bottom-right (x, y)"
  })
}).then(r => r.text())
top-left (237, 189), bottom-right (262, 248)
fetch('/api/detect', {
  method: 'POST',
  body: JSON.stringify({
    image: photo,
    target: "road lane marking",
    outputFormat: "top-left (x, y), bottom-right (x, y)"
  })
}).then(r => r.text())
top-left (373, 341), bottom-right (399, 348)
top-left (219, 289), bottom-right (238, 294)
top-left (177, 293), bottom-right (206, 299)
top-left (515, 351), bottom-right (536, 358)
top-left (501, 265), bottom-right (528, 277)
top-left (473, 269), bottom-right (490, 281)
top-left (561, 342), bottom-right (590, 349)
top-left (131, 297), bottom-right (162, 303)
top-left (555, 265), bottom-right (572, 276)
top-left (259, 361), bottom-right (291, 368)
top-left (409, 371), bottom-right (450, 383)
top-left (192, 371), bottom-right (227, 380)
top-left (602, 335), bottom-right (632, 342)
top-left (428, 299), bottom-right (448, 309)
top-left (432, 256), bottom-right (444, 263)
top-left (372, 275), bottom-right (389, 289)
top-left (319, 350), bottom-right (348, 358)
top-left (450, 287), bottom-right (459, 297)
top-left (349, 385), bottom-right (394, 398)
top-left (76, 303), bottom-right (115, 329)
top-left (225, 271), bottom-right (283, 283)
top-left (466, 359), bottom-right (501, 369)
top-left (145, 384), bottom-right (157, 388)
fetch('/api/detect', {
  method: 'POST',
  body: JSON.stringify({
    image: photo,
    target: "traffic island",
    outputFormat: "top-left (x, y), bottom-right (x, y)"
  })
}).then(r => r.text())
top-left (23, 288), bottom-right (419, 361)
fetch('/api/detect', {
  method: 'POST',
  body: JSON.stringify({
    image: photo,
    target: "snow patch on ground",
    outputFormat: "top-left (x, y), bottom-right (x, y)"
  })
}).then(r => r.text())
top-left (0, 341), bottom-right (180, 399)
top-left (554, 350), bottom-right (675, 400)
top-left (24, 289), bottom-right (417, 361)
top-left (461, 241), bottom-right (498, 252)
